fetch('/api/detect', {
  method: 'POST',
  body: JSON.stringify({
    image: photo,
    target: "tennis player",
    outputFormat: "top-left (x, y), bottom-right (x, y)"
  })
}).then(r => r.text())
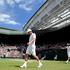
top-left (20, 29), bottom-right (42, 68)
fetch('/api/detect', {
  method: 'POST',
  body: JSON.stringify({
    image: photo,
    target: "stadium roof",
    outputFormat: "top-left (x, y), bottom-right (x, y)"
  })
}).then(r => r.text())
top-left (23, 0), bottom-right (70, 33)
top-left (0, 27), bottom-right (23, 35)
top-left (0, 0), bottom-right (70, 35)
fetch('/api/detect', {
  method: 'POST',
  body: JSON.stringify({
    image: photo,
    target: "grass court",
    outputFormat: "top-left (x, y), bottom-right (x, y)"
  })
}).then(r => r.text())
top-left (0, 59), bottom-right (70, 70)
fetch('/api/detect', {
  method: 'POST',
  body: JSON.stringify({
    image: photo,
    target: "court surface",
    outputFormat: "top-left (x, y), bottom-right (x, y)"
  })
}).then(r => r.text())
top-left (0, 59), bottom-right (70, 70)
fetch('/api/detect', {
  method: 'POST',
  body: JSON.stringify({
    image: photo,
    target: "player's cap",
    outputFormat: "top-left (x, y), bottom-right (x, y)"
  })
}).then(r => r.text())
top-left (27, 29), bottom-right (32, 33)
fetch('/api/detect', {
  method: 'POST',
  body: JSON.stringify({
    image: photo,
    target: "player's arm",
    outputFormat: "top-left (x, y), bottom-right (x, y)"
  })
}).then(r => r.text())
top-left (27, 34), bottom-right (36, 45)
top-left (27, 38), bottom-right (36, 45)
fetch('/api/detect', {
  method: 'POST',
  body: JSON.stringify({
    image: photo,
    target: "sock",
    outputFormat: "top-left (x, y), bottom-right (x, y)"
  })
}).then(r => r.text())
top-left (39, 60), bottom-right (41, 64)
top-left (24, 61), bottom-right (27, 65)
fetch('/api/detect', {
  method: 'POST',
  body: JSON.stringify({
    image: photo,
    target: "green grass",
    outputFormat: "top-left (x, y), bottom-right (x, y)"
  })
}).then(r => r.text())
top-left (0, 59), bottom-right (70, 70)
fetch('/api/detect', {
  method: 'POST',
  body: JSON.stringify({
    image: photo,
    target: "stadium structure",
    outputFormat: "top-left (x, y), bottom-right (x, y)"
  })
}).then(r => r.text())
top-left (0, 0), bottom-right (70, 34)
top-left (0, 0), bottom-right (70, 60)
top-left (23, 0), bottom-right (70, 33)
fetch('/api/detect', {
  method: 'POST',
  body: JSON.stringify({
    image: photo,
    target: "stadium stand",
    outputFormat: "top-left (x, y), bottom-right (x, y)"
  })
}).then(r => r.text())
top-left (0, 0), bottom-right (70, 61)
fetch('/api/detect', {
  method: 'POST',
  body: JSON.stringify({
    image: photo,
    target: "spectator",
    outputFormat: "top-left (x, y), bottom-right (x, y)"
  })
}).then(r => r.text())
top-left (66, 43), bottom-right (70, 63)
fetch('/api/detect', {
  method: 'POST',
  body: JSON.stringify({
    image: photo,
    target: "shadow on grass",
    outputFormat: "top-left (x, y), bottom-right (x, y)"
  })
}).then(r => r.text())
top-left (9, 64), bottom-right (42, 70)
top-left (15, 65), bottom-right (20, 68)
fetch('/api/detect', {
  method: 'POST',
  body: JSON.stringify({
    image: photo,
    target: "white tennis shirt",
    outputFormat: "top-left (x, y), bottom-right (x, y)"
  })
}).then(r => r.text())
top-left (29, 33), bottom-right (36, 46)
top-left (67, 46), bottom-right (70, 54)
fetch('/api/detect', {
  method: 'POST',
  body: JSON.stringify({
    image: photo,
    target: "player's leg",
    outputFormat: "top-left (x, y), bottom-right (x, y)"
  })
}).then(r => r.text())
top-left (69, 57), bottom-right (70, 61)
top-left (68, 57), bottom-right (70, 62)
top-left (68, 57), bottom-right (70, 61)
top-left (24, 53), bottom-right (29, 65)
top-left (66, 52), bottom-right (70, 63)
top-left (32, 49), bottom-right (43, 68)
top-left (20, 47), bottom-right (30, 68)
top-left (66, 57), bottom-right (69, 63)
top-left (33, 55), bottom-right (39, 61)
top-left (33, 55), bottom-right (43, 67)
top-left (20, 53), bottom-right (29, 68)
top-left (25, 53), bottom-right (29, 61)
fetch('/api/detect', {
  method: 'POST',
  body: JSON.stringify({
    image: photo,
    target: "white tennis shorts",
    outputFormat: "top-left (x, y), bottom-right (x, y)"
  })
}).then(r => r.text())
top-left (26, 45), bottom-right (36, 56)
top-left (67, 52), bottom-right (70, 57)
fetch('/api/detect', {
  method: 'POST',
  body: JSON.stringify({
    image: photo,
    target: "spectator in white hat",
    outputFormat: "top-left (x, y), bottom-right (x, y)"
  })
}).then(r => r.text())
top-left (66, 43), bottom-right (70, 63)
